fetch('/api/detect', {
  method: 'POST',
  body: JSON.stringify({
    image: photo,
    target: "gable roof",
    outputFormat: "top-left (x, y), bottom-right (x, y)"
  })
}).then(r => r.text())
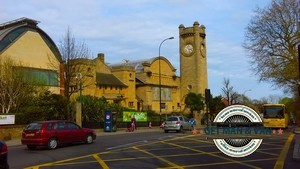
top-left (0, 17), bottom-right (62, 61)
top-left (96, 73), bottom-right (127, 87)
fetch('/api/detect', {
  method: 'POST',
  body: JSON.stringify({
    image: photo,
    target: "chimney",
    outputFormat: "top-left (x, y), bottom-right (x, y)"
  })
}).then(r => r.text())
top-left (98, 53), bottom-right (105, 62)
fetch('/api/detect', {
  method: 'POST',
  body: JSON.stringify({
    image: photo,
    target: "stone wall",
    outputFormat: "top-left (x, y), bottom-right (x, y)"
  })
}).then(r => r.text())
top-left (0, 125), bottom-right (24, 141)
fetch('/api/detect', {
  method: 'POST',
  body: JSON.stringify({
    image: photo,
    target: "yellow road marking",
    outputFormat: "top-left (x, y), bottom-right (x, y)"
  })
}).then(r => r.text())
top-left (93, 154), bottom-right (109, 169)
top-left (157, 157), bottom-right (277, 169)
top-left (132, 146), bottom-right (184, 169)
top-left (24, 151), bottom-right (110, 169)
top-left (255, 150), bottom-right (279, 156)
top-left (162, 141), bottom-right (261, 169)
top-left (273, 133), bottom-right (294, 169)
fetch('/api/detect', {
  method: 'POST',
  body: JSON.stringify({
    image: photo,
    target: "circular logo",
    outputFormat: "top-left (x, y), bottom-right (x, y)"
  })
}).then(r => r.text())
top-left (213, 105), bottom-right (263, 157)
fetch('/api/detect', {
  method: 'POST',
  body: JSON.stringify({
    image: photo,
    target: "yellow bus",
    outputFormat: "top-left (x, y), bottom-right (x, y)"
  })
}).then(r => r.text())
top-left (262, 104), bottom-right (289, 128)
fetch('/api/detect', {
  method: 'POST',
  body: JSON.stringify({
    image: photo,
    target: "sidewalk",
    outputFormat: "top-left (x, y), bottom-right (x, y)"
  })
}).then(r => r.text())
top-left (5, 127), bottom-right (161, 147)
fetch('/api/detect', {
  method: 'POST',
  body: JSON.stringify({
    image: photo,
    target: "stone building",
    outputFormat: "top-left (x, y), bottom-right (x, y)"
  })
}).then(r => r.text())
top-left (0, 18), bottom-right (208, 116)
top-left (72, 21), bottom-right (208, 115)
top-left (0, 17), bottom-right (63, 94)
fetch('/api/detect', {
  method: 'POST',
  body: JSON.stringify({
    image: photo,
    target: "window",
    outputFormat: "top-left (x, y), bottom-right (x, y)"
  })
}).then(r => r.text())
top-left (25, 123), bottom-right (42, 130)
top-left (57, 122), bottom-right (65, 130)
top-left (66, 122), bottom-right (80, 129)
top-left (15, 67), bottom-right (58, 86)
top-left (128, 102), bottom-right (134, 108)
top-left (0, 27), bottom-right (29, 51)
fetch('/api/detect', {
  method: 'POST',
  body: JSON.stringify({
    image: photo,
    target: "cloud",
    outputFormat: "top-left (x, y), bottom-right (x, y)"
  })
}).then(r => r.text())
top-left (1, 0), bottom-right (283, 100)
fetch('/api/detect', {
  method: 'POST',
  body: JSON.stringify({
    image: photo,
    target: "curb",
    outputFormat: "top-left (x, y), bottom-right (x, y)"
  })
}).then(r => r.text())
top-left (6, 127), bottom-right (162, 147)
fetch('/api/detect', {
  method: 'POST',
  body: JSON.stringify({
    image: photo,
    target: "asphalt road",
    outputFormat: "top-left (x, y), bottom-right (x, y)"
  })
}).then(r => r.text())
top-left (7, 127), bottom-right (298, 169)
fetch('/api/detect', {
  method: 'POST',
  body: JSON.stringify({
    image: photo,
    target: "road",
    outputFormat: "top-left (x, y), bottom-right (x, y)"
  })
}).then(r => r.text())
top-left (7, 127), bottom-right (298, 169)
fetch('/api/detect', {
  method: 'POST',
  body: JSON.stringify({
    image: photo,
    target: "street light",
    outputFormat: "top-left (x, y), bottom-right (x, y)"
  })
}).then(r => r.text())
top-left (158, 37), bottom-right (174, 119)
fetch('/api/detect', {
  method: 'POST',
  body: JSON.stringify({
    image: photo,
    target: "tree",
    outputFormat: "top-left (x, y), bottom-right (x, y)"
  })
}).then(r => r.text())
top-left (221, 78), bottom-right (239, 105)
top-left (58, 27), bottom-right (91, 120)
top-left (243, 0), bottom-right (299, 94)
top-left (209, 95), bottom-right (226, 118)
top-left (81, 95), bottom-right (108, 123)
top-left (0, 57), bottom-right (37, 113)
top-left (184, 92), bottom-right (205, 117)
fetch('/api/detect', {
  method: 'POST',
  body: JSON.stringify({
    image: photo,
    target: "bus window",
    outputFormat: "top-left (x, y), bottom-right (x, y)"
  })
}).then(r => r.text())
top-left (263, 107), bottom-right (284, 119)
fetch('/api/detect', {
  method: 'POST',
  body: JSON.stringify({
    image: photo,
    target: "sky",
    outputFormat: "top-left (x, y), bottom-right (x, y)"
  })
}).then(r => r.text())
top-left (0, 0), bottom-right (288, 100)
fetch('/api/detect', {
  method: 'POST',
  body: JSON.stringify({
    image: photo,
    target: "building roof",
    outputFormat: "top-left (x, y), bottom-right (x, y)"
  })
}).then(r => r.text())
top-left (0, 17), bottom-right (62, 61)
top-left (96, 72), bottom-right (127, 87)
top-left (110, 56), bottom-right (176, 73)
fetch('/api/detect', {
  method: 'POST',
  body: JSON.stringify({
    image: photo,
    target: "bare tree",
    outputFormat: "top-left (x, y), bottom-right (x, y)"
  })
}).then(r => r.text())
top-left (243, 0), bottom-right (299, 95)
top-left (58, 27), bottom-right (91, 120)
top-left (0, 57), bottom-right (36, 113)
top-left (221, 78), bottom-right (239, 105)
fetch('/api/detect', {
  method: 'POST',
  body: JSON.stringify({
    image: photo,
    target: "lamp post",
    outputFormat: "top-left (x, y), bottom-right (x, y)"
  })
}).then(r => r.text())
top-left (158, 37), bottom-right (174, 120)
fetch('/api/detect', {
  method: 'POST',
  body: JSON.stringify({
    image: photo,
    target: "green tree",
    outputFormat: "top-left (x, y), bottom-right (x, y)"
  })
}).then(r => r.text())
top-left (280, 97), bottom-right (295, 122)
top-left (15, 91), bottom-right (67, 124)
top-left (38, 91), bottom-right (68, 120)
top-left (243, 0), bottom-right (299, 94)
top-left (80, 95), bottom-right (108, 123)
top-left (209, 95), bottom-right (226, 118)
top-left (184, 92), bottom-right (205, 117)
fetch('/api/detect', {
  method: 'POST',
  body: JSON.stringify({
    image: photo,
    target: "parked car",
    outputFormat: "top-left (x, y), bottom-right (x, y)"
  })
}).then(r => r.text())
top-left (0, 141), bottom-right (9, 169)
top-left (21, 120), bottom-right (96, 150)
top-left (164, 116), bottom-right (192, 133)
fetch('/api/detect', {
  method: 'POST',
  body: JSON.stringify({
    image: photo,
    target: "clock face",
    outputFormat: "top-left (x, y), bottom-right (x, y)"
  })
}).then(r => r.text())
top-left (184, 44), bottom-right (194, 55)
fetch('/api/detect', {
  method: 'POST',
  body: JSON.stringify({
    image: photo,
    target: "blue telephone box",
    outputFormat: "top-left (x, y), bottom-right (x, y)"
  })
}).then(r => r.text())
top-left (104, 111), bottom-right (112, 132)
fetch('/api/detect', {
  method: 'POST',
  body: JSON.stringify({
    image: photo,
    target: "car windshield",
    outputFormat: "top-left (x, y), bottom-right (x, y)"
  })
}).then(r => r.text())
top-left (25, 123), bottom-right (43, 130)
top-left (167, 117), bottom-right (178, 121)
top-left (263, 106), bottom-right (284, 118)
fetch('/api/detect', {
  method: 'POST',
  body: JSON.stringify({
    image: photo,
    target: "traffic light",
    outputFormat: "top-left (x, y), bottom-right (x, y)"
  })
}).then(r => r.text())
top-left (205, 89), bottom-right (210, 104)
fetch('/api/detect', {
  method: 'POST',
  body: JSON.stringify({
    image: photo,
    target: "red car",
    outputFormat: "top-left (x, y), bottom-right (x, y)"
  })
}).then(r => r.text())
top-left (21, 120), bottom-right (96, 150)
top-left (0, 141), bottom-right (9, 169)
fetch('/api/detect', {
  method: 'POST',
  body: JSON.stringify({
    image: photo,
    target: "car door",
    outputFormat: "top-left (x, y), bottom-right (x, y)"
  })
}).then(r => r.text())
top-left (65, 122), bottom-right (85, 142)
top-left (54, 122), bottom-right (70, 144)
top-left (183, 117), bottom-right (191, 130)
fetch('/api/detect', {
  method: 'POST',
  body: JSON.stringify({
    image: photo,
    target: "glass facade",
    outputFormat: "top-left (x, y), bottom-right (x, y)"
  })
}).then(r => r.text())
top-left (15, 67), bottom-right (58, 86)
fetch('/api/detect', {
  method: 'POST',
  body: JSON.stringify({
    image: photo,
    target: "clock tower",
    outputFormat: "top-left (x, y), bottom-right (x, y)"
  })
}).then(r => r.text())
top-left (179, 21), bottom-right (208, 102)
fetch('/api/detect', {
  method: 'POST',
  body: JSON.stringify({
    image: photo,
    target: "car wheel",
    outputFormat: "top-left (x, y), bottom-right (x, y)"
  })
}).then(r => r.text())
top-left (48, 138), bottom-right (58, 150)
top-left (86, 134), bottom-right (93, 144)
top-left (177, 126), bottom-right (183, 133)
top-left (27, 145), bottom-right (37, 150)
top-left (164, 130), bottom-right (168, 133)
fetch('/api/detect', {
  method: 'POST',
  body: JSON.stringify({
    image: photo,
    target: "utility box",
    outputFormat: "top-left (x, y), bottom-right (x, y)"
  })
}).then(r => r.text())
top-left (104, 111), bottom-right (112, 132)
top-left (104, 111), bottom-right (117, 132)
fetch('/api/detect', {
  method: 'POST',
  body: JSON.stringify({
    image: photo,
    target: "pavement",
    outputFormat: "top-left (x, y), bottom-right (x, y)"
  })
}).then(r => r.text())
top-left (293, 127), bottom-right (300, 161)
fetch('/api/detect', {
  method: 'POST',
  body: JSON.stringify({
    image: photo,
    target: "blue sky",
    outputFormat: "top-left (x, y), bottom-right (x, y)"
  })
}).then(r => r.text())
top-left (0, 0), bottom-right (287, 100)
